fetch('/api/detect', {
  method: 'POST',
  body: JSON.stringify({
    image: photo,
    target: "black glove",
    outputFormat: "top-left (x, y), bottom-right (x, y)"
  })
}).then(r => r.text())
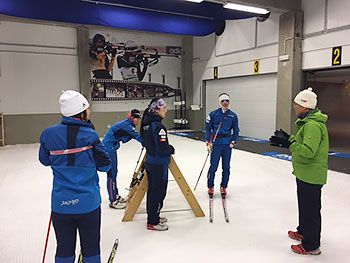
top-left (136, 52), bottom-right (144, 62)
top-left (275, 129), bottom-right (290, 140)
top-left (111, 48), bottom-right (117, 57)
top-left (170, 145), bottom-right (175, 155)
top-left (105, 43), bottom-right (113, 54)
top-left (269, 129), bottom-right (293, 148)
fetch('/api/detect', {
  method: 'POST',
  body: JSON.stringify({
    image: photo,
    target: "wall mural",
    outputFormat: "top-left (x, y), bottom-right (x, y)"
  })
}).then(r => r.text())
top-left (89, 32), bottom-right (182, 101)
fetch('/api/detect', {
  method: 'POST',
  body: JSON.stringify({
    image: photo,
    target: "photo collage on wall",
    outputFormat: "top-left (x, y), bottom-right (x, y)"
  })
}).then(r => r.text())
top-left (91, 80), bottom-right (179, 101)
top-left (89, 31), bottom-right (182, 101)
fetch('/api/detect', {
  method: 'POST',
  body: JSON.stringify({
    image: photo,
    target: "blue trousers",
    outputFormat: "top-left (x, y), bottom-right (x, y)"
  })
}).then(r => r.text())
top-left (207, 144), bottom-right (232, 188)
top-left (52, 207), bottom-right (101, 263)
top-left (106, 150), bottom-right (118, 202)
top-left (145, 163), bottom-right (168, 225)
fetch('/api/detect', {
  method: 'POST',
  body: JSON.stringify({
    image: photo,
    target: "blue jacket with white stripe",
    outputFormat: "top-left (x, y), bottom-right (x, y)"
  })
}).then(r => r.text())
top-left (102, 118), bottom-right (143, 153)
top-left (39, 117), bottom-right (111, 214)
top-left (205, 108), bottom-right (240, 144)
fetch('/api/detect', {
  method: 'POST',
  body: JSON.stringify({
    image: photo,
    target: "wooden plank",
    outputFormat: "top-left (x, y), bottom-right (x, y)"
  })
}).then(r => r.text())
top-left (122, 155), bottom-right (147, 222)
top-left (122, 155), bottom-right (205, 221)
top-left (122, 174), bottom-right (148, 222)
top-left (169, 156), bottom-right (205, 217)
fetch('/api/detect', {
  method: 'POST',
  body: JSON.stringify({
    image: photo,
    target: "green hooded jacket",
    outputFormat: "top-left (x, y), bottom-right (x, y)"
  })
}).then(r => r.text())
top-left (289, 109), bottom-right (329, 185)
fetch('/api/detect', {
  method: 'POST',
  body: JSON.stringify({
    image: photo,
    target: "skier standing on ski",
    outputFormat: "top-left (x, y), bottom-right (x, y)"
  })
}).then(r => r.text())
top-left (269, 88), bottom-right (329, 255)
top-left (39, 90), bottom-right (111, 263)
top-left (140, 98), bottom-right (175, 231)
top-left (205, 93), bottom-right (239, 196)
top-left (102, 109), bottom-right (143, 209)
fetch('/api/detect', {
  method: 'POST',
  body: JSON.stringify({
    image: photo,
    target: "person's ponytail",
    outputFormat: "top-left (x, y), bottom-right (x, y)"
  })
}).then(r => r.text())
top-left (140, 98), bottom-right (159, 138)
top-left (140, 107), bottom-right (149, 138)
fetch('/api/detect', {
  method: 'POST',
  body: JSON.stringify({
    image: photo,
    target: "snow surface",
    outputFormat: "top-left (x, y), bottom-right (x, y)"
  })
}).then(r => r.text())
top-left (1, 134), bottom-right (349, 263)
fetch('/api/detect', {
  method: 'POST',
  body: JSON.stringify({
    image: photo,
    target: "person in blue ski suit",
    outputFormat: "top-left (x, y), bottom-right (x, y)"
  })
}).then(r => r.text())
top-left (39, 90), bottom-right (111, 263)
top-left (140, 98), bottom-right (174, 231)
top-left (102, 109), bottom-right (143, 209)
top-left (206, 93), bottom-right (239, 196)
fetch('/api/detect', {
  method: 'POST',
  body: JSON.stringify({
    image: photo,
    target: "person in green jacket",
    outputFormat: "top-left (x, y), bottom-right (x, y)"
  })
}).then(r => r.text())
top-left (269, 87), bottom-right (329, 255)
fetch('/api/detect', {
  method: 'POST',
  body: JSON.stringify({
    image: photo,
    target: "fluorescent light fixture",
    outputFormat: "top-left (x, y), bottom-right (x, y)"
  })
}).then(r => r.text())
top-left (223, 3), bottom-right (269, 14)
top-left (186, 0), bottom-right (204, 3)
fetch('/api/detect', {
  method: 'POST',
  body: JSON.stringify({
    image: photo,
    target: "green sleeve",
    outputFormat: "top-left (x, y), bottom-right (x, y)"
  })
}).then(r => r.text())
top-left (289, 122), bottom-right (322, 158)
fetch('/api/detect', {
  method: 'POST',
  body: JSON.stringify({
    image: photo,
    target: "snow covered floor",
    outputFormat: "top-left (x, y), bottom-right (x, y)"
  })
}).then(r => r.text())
top-left (1, 134), bottom-right (350, 263)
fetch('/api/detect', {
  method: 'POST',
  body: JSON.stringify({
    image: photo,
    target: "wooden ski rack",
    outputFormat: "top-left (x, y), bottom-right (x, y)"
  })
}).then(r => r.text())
top-left (122, 155), bottom-right (204, 222)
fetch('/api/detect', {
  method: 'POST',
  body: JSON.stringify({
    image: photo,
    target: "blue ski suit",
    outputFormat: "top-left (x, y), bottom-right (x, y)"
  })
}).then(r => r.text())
top-left (141, 112), bottom-right (174, 225)
top-left (39, 116), bottom-right (111, 263)
top-left (102, 118), bottom-right (143, 202)
top-left (205, 108), bottom-right (239, 188)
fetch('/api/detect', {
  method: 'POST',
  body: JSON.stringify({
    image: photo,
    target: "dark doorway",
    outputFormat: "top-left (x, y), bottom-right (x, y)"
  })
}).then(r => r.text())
top-left (306, 68), bottom-right (350, 154)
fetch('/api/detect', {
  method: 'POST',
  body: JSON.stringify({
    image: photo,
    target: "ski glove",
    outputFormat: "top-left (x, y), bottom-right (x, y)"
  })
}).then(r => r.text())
top-left (276, 129), bottom-right (290, 140)
top-left (206, 141), bottom-right (213, 153)
top-left (111, 48), bottom-right (117, 58)
top-left (269, 129), bottom-right (294, 148)
top-left (229, 141), bottom-right (235, 148)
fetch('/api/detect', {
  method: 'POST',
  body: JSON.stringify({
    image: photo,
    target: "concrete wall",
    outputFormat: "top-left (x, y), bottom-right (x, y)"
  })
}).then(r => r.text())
top-left (191, 0), bottom-right (350, 133)
top-left (0, 19), bottom-right (180, 144)
top-left (302, 0), bottom-right (350, 70)
top-left (191, 13), bottom-right (281, 132)
top-left (2, 110), bottom-right (175, 145)
top-left (3, 0), bottom-right (350, 144)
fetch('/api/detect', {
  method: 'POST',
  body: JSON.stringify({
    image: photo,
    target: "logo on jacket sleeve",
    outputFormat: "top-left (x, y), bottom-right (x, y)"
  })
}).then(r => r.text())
top-left (159, 129), bottom-right (167, 142)
top-left (206, 115), bottom-right (211, 123)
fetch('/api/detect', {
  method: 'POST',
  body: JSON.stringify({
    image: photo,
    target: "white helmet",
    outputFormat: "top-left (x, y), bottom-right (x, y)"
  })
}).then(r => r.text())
top-left (59, 90), bottom-right (89, 117)
top-left (125, 40), bottom-right (137, 52)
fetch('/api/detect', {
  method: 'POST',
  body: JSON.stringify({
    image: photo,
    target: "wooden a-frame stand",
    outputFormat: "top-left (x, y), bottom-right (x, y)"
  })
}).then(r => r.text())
top-left (122, 155), bottom-right (205, 222)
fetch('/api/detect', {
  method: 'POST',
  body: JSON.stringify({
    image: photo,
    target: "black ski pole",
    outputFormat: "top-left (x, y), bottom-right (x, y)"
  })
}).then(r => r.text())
top-left (133, 147), bottom-right (144, 174)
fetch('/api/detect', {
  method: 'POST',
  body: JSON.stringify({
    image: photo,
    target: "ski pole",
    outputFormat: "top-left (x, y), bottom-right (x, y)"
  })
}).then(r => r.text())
top-left (133, 147), bottom-right (144, 174)
top-left (194, 122), bottom-right (222, 191)
top-left (42, 212), bottom-right (52, 263)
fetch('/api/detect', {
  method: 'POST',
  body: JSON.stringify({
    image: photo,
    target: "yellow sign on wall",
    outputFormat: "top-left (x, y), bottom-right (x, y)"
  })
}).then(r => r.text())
top-left (254, 60), bottom-right (260, 74)
top-left (332, 46), bottom-right (342, 66)
top-left (214, 66), bottom-right (218, 79)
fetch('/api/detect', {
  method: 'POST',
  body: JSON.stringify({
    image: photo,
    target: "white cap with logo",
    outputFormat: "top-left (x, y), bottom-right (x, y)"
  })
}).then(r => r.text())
top-left (59, 90), bottom-right (89, 117)
top-left (294, 87), bottom-right (317, 109)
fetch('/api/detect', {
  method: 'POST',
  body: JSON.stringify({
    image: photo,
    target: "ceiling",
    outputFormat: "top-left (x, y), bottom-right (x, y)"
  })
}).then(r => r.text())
top-left (0, 0), bottom-right (297, 36)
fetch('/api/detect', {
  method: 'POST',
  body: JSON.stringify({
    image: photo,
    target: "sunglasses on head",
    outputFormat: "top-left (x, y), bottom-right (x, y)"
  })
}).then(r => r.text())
top-left (220, 99), bottom-right (229, 103)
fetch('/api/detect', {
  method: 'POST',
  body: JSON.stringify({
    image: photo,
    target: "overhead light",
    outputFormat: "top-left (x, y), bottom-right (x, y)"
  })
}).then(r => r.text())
top-left (186, 0), bottom-right (204, 3)
top-left (223, 3), bottom-right (269, 14)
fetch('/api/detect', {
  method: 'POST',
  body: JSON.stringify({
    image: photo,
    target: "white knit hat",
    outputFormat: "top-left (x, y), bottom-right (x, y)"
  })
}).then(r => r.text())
top-left (59, 90), bottom-right (89, 117)
top-left (294, 87), bottom-right (317, 109)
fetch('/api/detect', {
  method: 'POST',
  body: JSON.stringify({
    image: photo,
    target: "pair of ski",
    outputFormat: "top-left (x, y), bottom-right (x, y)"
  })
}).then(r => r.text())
top-left (77, 239), bottom-right (119, 263)
top-left (209, 194), bottom-right (229, 223)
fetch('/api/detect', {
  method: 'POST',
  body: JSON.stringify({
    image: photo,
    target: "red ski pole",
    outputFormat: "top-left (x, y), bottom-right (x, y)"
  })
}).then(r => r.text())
top-left (42, 213), bottom-right (52, 263)
top-left (194, 122), bottom-right (222, 191)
